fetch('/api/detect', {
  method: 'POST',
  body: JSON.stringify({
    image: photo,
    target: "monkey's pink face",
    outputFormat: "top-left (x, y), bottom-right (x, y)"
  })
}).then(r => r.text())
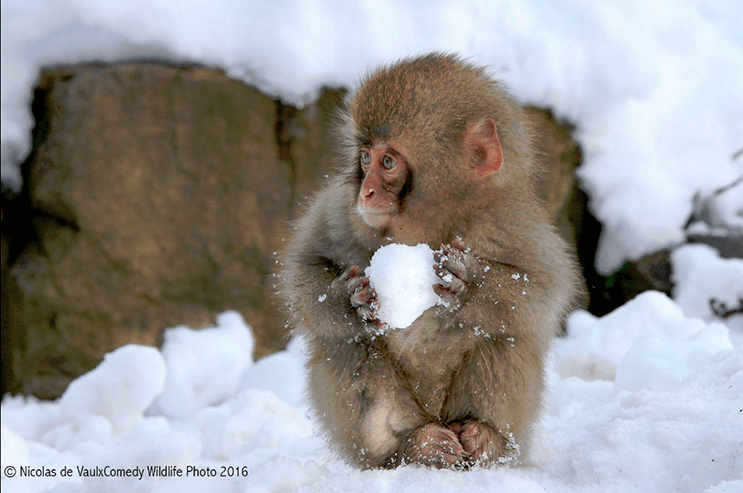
top-left (356, 144), bottom-right (409, 229)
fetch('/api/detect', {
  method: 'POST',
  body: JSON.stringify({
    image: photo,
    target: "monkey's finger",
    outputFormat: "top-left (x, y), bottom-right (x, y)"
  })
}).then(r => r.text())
top-left (340, 265), bottom-right (363, 282)
top-left (459, 425), bottom-right (482, 453)
top-left (352, 284), bottom-right (376, 306)
top-left (349, 275), bottom-right (370, 292)
top-left (458, 419), bottom-right (486, 439)
top-left (460, 438), bottom-right (483, 458)
top-left (439, 240), bottom-right (485, 282)
top-left (437, 245), bottom-right (475, 278)
top-left (442, 255), bottom-right (469, 280)
top-left (431, 427), bottom-right (464, 447)
top-left (433, 284), bottom-right (455, 300)
top-left (364, 318), bottom-right (388, 335)
top-left (451, 237), bottom-right (469, 252)
top-left (356, 302), bottom-right (376, 321)
top-left (434, 439), bottom-right (469, 466)
top-left (434, 265), bottom-right (457, 285)
top-left (434, 244), bottom-right (456, 263)
top-left (331, 266), bottom-right (365, 298)
top-left (434, 243), bottom-right (464, 267)
top-left (450, 277), bottom-right (466, 296)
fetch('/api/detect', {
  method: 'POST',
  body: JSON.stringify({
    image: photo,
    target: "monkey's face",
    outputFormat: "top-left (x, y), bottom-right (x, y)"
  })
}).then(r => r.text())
top-left (356, 143), bottom-right (410, 229)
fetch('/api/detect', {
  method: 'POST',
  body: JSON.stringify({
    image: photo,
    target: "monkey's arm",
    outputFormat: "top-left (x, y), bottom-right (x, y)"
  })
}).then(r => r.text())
top-left (434, 237), bottom-right (557, 346)
top-left (279, 188), bottom-right (376, 340)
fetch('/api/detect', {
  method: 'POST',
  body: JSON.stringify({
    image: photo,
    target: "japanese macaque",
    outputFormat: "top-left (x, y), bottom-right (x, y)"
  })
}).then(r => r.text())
top-left (278, 53), bottom-right (582, 469)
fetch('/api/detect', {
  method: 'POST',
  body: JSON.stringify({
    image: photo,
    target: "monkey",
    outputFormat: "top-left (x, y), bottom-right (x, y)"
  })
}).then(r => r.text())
top-left (277, 53), bottom-right (582, 469)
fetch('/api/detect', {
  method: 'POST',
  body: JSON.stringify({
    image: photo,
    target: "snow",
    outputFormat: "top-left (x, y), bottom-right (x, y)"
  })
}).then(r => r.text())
top-left (59, 345), bottom-right (166, 435)
top-left (364, 244), bottom-right (442, 329)
top-left (154, 311), bottom-right (255, 419)
top-left (672, 244), bottom-right (743, 322)
top-left (2, 0), bottom-right (742, 273)
top-left (2, 291), bottom-right (742, 492)
top-left (2, 1), bottom-right (743, 492)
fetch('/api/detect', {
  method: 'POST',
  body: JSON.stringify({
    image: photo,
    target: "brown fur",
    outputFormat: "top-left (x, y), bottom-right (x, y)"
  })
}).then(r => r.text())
top-left (278, 53), bottom-right (582, 468)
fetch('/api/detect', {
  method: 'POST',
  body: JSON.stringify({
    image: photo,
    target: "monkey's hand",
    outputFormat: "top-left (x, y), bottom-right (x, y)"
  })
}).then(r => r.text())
top-left (330, 265), bottom-right (386, 331)
top-left (400, 423), bottom-right (470, 469)
top-left (433, 237), bottom-right (486, 309)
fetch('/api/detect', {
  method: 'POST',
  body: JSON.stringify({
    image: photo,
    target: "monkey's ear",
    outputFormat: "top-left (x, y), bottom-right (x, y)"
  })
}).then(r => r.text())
top-left (466, 118), bottom-right (503, 179)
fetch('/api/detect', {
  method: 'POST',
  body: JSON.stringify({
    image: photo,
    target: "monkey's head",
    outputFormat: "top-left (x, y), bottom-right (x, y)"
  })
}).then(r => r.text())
top-left (340, 53), bottom-right (535, 240)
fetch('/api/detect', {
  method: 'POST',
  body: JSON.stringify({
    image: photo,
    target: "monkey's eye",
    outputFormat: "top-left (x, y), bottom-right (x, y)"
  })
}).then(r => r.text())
top-left (360, 150), bottom-right (372, 167)
top-left (382, 155), bottom-right (397, 170)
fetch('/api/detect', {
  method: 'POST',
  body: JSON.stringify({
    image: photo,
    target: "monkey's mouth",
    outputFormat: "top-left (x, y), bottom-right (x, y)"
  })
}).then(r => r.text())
top-left (357, 207), bottom-right (394, 229)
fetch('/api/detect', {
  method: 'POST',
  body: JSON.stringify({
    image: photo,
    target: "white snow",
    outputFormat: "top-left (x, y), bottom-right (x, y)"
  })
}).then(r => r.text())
top-left (154, 311), bottom-right (254, 419)
top-left (2, 293), bottom-right (742, 492)
top-left (672, 244), bottom-right (743, 323)
top-left (2, 0), bottom-right (742, 273)
top-left (365, 243), bottom-right (442, 329)
top-left (59, 345), bottom-right (166, 435)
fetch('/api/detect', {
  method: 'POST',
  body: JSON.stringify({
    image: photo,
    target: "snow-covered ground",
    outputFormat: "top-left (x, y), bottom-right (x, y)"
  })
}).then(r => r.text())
top-left (2, 1), bottom-right (742, 492)
top-left (2, 246), bottom-right (742, 492)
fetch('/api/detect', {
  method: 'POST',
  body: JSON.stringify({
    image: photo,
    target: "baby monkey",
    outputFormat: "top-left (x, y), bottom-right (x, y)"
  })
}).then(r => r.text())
top-left (279, 53), bottom-right (582, 468)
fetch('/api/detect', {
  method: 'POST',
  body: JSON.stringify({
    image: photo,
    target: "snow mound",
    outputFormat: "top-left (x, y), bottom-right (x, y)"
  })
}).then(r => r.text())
top-left (155, 311), bottom-right (255, 418)
top-left (59, 345), bottom-right (166, 434)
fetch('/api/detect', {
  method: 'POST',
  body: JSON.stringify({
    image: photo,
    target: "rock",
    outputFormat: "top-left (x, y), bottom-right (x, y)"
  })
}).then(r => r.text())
top-left (274, 87), bottom-right (347, 211)
top-left (2, 63), bottom-right (304, 398)
top-left (687, 232), bottom-right (743, 259)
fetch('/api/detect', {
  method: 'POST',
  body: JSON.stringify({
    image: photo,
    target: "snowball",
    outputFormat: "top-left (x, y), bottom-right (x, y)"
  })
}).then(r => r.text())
top-left (365, 243), bottom-right (442, 329)
top-left (58, 344), bottom-right (166, 434)
top-left (156, 311), bottom-right (255, 418)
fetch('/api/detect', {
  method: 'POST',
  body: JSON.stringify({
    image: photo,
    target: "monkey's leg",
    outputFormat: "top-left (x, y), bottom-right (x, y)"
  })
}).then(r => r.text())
top-left (443, 338), bottom-right (544, 466)
top-left (307, 337), bottom-right (425, 469)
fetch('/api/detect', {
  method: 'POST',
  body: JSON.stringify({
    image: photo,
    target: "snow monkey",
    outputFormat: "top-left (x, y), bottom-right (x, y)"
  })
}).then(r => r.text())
top-left (278, 53), bottom-right (582, 469)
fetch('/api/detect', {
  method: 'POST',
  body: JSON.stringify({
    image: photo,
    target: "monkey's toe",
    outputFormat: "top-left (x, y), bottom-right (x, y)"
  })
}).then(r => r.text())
top-left (401, 423), bottom-right (469, 469)
top-left (457, 419), bottom-right (505, 463)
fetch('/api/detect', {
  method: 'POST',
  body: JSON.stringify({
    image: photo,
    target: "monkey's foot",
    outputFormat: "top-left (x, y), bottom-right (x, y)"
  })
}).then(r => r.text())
top-left (449, 419), bottom-right (506, 465)
top-left (400, 423), bottom-right (469, 469)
